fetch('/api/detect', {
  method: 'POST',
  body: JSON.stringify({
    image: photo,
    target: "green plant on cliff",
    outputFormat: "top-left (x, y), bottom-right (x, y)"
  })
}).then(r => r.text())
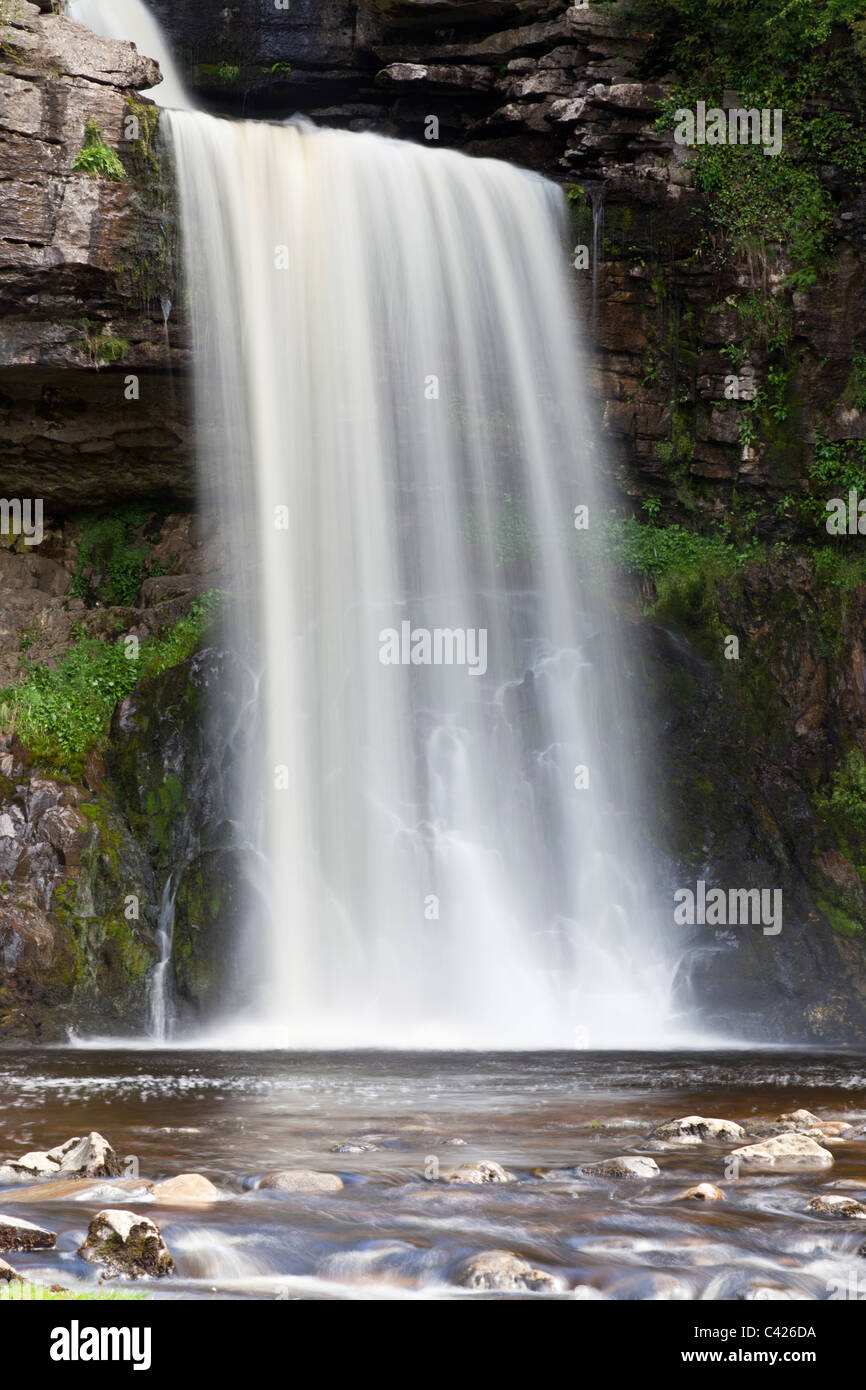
top-left (72, 119), bottom-right (126, 182)
top-left (820, 749), bottom-right (866, 831)
top-left (0, 592), bottom-right (222, 776)
top-left (633, 0), bottom-right (866, 294)
top-left (71, 508), bottom-right (166, 607)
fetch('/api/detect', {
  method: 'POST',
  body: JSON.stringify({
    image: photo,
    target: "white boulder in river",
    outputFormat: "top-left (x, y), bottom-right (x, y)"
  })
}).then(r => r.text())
top-left (728, 1133), bottom-right (834, 1170)
top-left (580, 1156), bottom-right (660, 1179)
top-left (1, 1132), bottom-right (122, 1182)
top-left (79, 1210), bottom-right (173, 1279)
top-left (651, 1116), bottom-right (745, 1144)
top-left (457, 1250), bottom-right (559, 1292)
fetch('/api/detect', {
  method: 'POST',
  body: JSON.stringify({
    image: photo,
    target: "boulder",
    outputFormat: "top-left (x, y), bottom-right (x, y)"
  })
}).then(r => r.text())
top-left (7, 1132), bottom-right (123, 1180)
top-left (456, 1250), bottom-right (557, 1292)
top-left (78, 1210), bottom-right (173, 1279)
top-left (728, 1134), bottom-right (834, 1170)
top-left (149, 1174), bottom-right (220, 1204)
top-left (445, 1160), bottom-right (514, 1184)
top-left (580, 1156), bottom-right (660, 1179)
top-left (651, 1116), bottom-right (745, 1144)
top-left (806, 1194), bottom-right (866, 1218)
top-left (0, 1213), bottom-right (56, 1252)
top-left (0, 1256), bottom-right (19, 1281)
top-left (676, 1183), bottom-right (726, 1201)
top-left (258, 1170), bottom-right (343, 1194)
top-left (777, 1109), bottom-right (821, 1128)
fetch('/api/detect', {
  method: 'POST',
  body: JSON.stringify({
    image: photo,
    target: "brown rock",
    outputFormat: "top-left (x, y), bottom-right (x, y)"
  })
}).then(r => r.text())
top-left (0, 1213), bottom-right (56, 1252)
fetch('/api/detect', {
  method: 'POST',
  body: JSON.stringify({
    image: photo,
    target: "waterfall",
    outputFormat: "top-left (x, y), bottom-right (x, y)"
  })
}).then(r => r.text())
top-left (73, 0), bottom-right (677, 1048)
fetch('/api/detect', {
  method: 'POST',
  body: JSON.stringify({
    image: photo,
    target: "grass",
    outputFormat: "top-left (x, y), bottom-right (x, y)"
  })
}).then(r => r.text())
top-left (0, 591), bottom-right (223, 777)
top-left (72, 119), bottom-right (126, 182)
top-left (0, 1279), bottom-right (146, 1302)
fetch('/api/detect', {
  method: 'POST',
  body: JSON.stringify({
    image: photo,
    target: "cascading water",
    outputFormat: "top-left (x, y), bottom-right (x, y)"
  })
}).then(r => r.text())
top-left (73, 0), bottom-right (679, 1048)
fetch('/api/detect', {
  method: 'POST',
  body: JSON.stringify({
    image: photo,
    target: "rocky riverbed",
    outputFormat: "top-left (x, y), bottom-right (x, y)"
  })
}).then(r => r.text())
top-left (2, 1048), bottom-right (866, 1300)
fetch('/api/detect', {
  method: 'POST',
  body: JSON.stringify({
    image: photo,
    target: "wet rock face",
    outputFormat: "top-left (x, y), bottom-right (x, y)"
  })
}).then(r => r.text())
top-left (108, 648), bottom-right (258, 1024)
top-left (0, 735), bottom-right (159, 1042)
top-left (0, 4), bottom-right (190, 506)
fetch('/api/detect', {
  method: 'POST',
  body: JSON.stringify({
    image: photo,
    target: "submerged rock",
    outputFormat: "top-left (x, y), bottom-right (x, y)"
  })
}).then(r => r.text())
top-left (258, 1170), bottom-right (343, 1194)
top-left (446, 1160), bottom-right (514, 1184)
top-left (0, 1213), bottom-right (56, 1252)
top-left (806, 1194), bottom-right (866, 1218)
top-left (457, 1250), bottom-right (557, 1292)
top-left (78, 1209), bottom-right (173, 1279)
top-left (5, 1131), bottom-right (122, 1181)
top-left (0, 1177), bottom-right (148, 1204)
top-left (580, 1156), bottom-right (660, 1179)
top-left (652, 1116), bottom-right (744, 1144)
top-left (150, 1174), bottom-right (220, 1204)
top-left (729, 1134), bottom-right (834, 1170)
top-left (329, 1139), bottom-right (385, 1154)
top-left (676, 1183), bottom-right (726, 1201)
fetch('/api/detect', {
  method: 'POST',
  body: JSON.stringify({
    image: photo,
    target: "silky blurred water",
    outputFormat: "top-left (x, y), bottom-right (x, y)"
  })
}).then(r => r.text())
top-left (2, 1050), bottom-right (865, 1300)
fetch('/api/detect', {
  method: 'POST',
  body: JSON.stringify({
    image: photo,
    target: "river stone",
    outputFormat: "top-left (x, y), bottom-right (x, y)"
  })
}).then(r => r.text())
top-left (7, 1132), bottom-right (122, 1180)
top-left (0, 1213), bottom-right (56, 1252)
top-left (729, 1134), bottom-right (834, 1170)
top-left (676, 1183), bottom-right (726, 1201)
top-left (258, 1170), bottom-right (343, 1194)
top-left (807, 1194), bottom-right (866, 1218)
top-left (802, 1124), bottom-right (850, 1143)
top-left (777, 1109), bottom-right (821, 1128)
top-left (150, 1174), bottom-right (220, 1204)
top-left (329, 1139), bottom-right (384, 1154)
top-left (446, 1160), bottom-right (514, 1184)
top-left (581, 1156), bottom-right (660, 1179)
top-left (457, 1250), bottom-right (557, 1292)
top-left (78, 1210), bottom-right (173, 1279)
top-left (0, 1256), bottom-right (18, 1281)
top-left (840, 1122), bottom-right (866, 1140)
top-left (652, 1116), bottom-right (745, 1143)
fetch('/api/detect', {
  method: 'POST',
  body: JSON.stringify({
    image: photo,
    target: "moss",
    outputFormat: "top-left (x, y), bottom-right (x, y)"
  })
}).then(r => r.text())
top-left (815, 894), bottom-right (865, 939)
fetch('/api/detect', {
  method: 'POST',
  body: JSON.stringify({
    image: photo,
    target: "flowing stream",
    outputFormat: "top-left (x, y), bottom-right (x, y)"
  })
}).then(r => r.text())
top-left (67, 0), bottom-right (678, 1048)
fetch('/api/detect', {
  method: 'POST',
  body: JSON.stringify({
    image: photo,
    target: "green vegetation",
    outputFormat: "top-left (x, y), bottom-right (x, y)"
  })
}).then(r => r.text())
top-left (819, 748), bottom-right (866, 832)
top-left (71, 508), bottom-right (164, 607)
top-left (0, 1280), bottom-right (146, 1303)
top-left (199, 62), bottom-right (240, 85)
top-left (630, 0), bottom-right (866, 296)
top-left (0, 592), bottom-right (222, 777)
top-left (75, 320), bottom-right (129, 369)
top-left (71, 119), bottom-right (126, 182)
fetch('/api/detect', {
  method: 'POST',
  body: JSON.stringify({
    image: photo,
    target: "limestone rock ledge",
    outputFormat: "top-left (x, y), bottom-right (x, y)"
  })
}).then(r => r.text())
top-left (0, 2), bottom-right (190, 506)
